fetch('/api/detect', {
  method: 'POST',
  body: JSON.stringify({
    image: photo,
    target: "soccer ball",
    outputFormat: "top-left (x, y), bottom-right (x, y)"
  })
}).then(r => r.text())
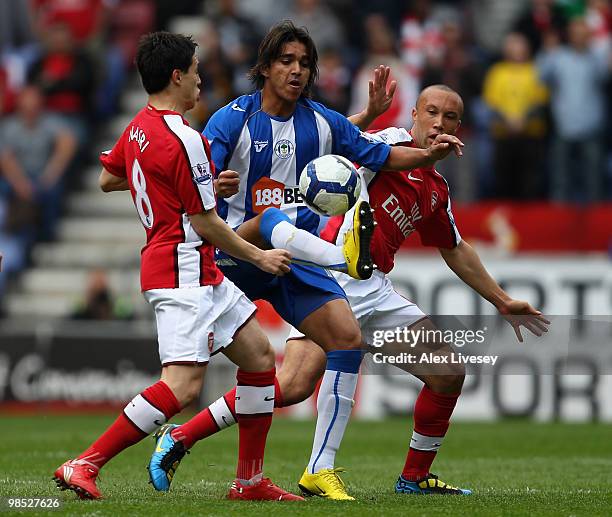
top-left (299, 154), bottom-right (361, 216)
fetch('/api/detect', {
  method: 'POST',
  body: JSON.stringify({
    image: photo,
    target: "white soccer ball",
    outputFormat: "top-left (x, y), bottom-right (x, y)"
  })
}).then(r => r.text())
top-left (299, 154), bottom-right (361, 216)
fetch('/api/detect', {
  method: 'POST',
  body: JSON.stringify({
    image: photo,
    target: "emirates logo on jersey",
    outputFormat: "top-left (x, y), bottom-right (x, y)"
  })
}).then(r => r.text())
top-left (431, 191), bottom-right (439, 210)
top-left (381, 194), bottom-right (422, 238)
top-left (191, 163), bottom-right (212, 185)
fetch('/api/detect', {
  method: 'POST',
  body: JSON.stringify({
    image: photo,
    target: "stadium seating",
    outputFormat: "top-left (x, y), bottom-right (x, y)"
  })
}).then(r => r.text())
top-left (4, 88), bottom-right (149, 319)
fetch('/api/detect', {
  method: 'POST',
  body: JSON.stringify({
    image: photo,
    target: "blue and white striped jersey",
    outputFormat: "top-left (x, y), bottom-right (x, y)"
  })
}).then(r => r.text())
top-left (203, 91), bottom-right (391, 234)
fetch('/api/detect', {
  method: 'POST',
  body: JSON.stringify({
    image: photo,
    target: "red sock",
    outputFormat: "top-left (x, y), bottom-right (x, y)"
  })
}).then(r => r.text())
top-left (171, 389), bottom-right (237, 448)
top-left (171, 377), bottom-right (284, 449)
top-left (78, 381), bottom-right (181, 469)
top-left (402, 385), bottom-right (460, 481)
top-left (235, 368), bottom-right (275, 481)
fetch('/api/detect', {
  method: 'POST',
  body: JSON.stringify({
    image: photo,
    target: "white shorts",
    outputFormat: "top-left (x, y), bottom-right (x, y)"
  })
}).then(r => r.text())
top-left (144, 277), bottom-right (256, 366)
top-left (287, 270), bottom-right (426, 345)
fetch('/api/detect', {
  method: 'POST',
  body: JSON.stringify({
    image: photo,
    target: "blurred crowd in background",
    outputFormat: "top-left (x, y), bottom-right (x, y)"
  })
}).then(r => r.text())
top-left (0, 0), bottom-right (611, 313)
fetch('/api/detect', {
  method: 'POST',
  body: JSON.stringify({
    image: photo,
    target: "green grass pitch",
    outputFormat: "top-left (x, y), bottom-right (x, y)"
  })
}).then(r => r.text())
top-left (1, 415), bottom-right (610, 516)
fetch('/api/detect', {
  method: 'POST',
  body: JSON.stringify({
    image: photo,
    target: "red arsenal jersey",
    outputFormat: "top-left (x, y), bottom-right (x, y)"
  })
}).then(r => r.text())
top-left (321, 127), bottom-right (461, 274)
top-left (100, 104), bottom-right (224, 291)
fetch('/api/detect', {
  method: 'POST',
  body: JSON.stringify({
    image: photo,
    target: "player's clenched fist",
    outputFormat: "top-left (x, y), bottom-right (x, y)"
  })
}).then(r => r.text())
top-left (256, 249), bottom-right (292, 276)
top-left (214, 170), bottom-right (240, 198)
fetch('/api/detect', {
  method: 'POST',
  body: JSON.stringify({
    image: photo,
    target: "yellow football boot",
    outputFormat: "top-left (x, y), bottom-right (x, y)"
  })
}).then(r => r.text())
top-left (343, 200), bottom-right (376, 280)
top-left (298, 467), bottom-right (355, 501)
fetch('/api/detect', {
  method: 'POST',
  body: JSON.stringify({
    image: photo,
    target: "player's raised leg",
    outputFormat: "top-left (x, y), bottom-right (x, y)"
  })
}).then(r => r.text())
top-left (251, 202), bottom-right (376, 280)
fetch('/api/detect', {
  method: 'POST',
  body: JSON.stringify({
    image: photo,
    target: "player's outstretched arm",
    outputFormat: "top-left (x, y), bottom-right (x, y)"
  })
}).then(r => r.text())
top-left (348, 65), bottom-right (397, 130)
top-left (99, 168), bottom-right (129, 192)
top-left (439, 240), bottom-right (550, 342)
top-left (384, 134), bottom-right (464, 171)
top-left (189, 209), bottom-right (291, 276)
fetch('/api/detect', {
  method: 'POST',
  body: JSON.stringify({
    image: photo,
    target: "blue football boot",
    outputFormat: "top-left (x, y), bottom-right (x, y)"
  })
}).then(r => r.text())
top-left (148, 424), bottom-right (188, 491)
top-left (395, 473), bottom-right (472, 495)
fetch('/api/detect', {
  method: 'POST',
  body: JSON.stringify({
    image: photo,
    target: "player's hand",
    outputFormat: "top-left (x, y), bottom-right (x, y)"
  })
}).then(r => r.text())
top-left (256, 249), bottom-right (292, 276)
top-left (214, 170), bottom-right (240, 198)
top-left (499, 299), bottom-right (551, 343)
top-left (366, 65), bottom-right (397, 119)
top-left (426, 134), bottom-right (464, 161)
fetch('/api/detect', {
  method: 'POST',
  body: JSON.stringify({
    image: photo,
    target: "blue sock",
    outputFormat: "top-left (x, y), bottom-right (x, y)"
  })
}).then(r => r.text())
top-left (260, 207), bottom-right (346, 269)
top-left (325, 349), bottom-right (363, 374)
top-left (307, 349), bottom-right (362, 473)
top-left (259, 208), bottom-right (290, 246)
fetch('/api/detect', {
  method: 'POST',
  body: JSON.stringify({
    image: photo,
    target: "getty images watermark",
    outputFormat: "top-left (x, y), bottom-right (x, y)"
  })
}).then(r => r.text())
top-left (361, 316), bottom-right (612, 376)
top-left (369, 324), bottom-right (499, 366)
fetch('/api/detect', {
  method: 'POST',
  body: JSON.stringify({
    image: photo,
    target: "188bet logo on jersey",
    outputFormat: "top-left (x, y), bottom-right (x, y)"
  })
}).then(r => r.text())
top-left (251, 177), bottom-right (304, 214)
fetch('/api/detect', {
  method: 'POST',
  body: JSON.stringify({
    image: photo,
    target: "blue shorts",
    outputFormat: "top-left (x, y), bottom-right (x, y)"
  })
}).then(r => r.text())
top-left (216, 257), bottom-right (347, 328)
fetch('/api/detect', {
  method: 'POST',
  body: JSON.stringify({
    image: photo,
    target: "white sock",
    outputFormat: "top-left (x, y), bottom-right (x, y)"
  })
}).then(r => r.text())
top-left (208, 396), bottom-right (236, 429)
top-left (307, 369), bottom-right (358, 473)
top-left (410, 430), bottom-right (444, 452)
top-left (234, 384), bottom-right (274, 416)
top-left (270, 221), bottom-right (346, 270)
top-left (123, 393), bottom-right (167, 434)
